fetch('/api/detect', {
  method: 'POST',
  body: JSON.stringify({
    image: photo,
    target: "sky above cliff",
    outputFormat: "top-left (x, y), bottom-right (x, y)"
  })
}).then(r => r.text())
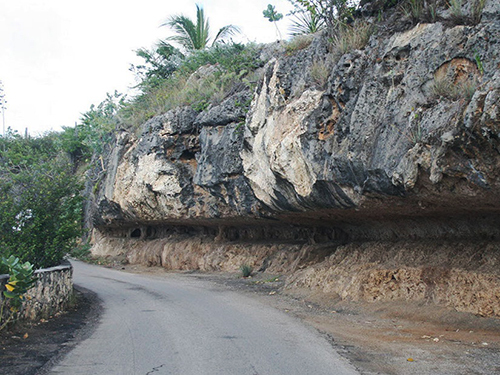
top-left (0, 0), bottom-right (293, 136)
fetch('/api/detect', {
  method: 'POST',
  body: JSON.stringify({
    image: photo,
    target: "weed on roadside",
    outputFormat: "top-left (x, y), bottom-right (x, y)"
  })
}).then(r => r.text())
top-left (240, 264), bottom-right (253, 278)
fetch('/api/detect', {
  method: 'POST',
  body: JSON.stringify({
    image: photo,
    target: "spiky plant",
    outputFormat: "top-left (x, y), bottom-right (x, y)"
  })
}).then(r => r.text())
top-left (289, 10), bottom-right (325, 36)
top-left (162, 4), bottom-right (240, 52)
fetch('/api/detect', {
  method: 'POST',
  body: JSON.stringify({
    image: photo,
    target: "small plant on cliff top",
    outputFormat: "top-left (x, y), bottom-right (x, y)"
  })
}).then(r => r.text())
top-left (0, 255), bottom-right (37, 331)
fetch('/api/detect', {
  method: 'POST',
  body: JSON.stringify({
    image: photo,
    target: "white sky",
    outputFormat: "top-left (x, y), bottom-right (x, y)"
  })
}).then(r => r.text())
top-left (0, 0), bottom-right (294, 135)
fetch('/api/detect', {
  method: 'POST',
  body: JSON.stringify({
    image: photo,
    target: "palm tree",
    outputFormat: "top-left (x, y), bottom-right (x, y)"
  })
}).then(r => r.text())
top-left (161, 4), bottom-right (240, 52)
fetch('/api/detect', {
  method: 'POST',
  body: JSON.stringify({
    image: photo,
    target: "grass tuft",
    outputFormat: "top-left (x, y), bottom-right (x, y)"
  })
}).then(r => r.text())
top-left (333, 21), bottom-right (375, 55)
top-left (285, 34), bottom-right (314, 54)
top-left (310, 59), bottom-right (330, 88)
top-left (240, 264), bottom-right (253, 278)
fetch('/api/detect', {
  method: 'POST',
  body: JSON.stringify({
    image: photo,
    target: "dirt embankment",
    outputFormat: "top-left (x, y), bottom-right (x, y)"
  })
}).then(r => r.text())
top-left (92, 228), bottom-right (500, 318)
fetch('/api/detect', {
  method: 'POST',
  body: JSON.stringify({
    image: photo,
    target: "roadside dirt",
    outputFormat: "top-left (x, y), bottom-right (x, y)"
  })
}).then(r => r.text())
top-left (2, 263), bottom-right (500, 375)
top-left (0, 287), bottom-right (101, 375)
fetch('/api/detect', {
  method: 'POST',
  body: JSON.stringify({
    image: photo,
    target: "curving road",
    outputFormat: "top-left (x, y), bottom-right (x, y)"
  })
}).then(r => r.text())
top-left (49, 261), bottom-right (358, 375)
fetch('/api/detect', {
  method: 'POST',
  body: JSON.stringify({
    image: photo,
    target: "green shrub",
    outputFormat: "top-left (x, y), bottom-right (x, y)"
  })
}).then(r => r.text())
top-left (240, 264), bottom-right (253, 278)
top-left (70, 244), bottom-right (93, 262)
top-left (0, 131), bottom-right (83, 269)
top-left (0, 255), bottom-right (37, 331)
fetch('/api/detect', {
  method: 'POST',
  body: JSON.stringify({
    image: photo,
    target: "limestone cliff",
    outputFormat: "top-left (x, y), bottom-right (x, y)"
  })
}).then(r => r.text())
top-left (88, 1), bottom-right (500, 317)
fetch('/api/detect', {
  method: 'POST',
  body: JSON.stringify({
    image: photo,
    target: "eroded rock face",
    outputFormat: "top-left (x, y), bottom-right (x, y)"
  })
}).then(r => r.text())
top-left (242, 20), bottom-right (500, 216)
top-left (93, 10), bottom-right (500, 228)
top-left (93, 103), bottom-right (264, 226)
top-left (89, 5), bottom-right (500, 316)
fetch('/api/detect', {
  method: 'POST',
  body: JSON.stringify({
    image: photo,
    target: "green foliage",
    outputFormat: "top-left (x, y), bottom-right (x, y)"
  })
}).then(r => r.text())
top-left (179, 43), bottom-right (262, 77)
top-left (240, 264), bottom-right (253, 278)
top-left (161, 4), bottom-right (240, 51)
top-left (0, 255), bottom-right (37, 331)
top-left (289, 9), bottom-right (326, 36)
top-left (131, 42), bottom-right (185, 88)
top-left (288, 0), bottom-right (359, 37)
top-left (60, 91), bottom-right (125, 162)
top-left (122, 43), bottom-right (263, 129)
top-left (69, 243), bottom-right (93, 262)
top-left (0, 130), bottom-right (83, 269)
top-left (263, 4), bottom-right (284, 39)
top-left (474, 51), bottom-right (484, 75)
top-left (263, 4), bottom-right (284, 22)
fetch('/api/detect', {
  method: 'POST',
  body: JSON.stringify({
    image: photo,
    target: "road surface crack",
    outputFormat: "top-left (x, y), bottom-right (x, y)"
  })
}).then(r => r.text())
top-left (146, 364), bottom-right (166, 374)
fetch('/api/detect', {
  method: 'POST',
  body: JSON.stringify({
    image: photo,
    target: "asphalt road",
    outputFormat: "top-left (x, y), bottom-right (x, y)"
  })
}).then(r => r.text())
top-left (49, 261), bottom-right (359, 375)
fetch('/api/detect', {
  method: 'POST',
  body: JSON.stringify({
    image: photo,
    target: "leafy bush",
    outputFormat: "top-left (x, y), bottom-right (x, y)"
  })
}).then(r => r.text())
top-left (69, 244), bottom-right (93, 262)
top-left (131, 42), bottom-right (185, 88)
top-left (288, 0), bottom-right (359, 37)
top-left (0, 255), bottom-right (37, 331)
top-left (0, 131), bottom-right (83, 269)
top-left (60, 91), bottom-right (125, 163)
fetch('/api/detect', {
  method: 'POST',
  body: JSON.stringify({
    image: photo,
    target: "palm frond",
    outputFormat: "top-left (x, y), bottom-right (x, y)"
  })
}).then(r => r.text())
top-left (163, 15), bottom-right (197, 51)
top-left (161, 4), bottom-right (240, 51)
top-left (193, 4), bottom-right (210, 50)
top-left (212, 25), bottom-right (241, 46)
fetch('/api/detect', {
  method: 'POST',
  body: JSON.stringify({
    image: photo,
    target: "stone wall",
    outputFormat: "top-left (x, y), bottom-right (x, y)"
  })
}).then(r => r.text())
top-left (0, 262), bottom-right (73, 322)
